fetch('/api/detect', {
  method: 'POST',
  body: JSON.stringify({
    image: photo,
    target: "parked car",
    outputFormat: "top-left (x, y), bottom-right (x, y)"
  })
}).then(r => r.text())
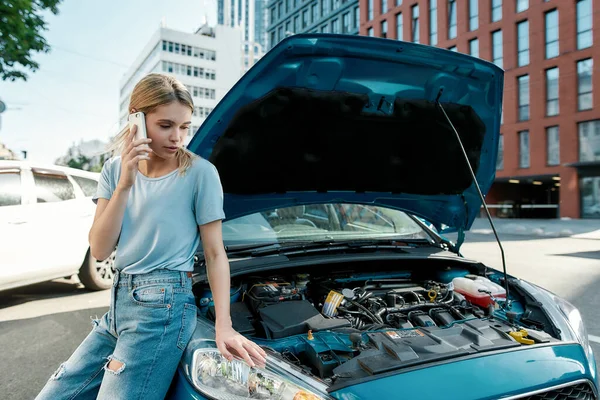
top-left (0, 160), bottom-right (116, 291)
top-left (166, 34), bottom-right (595, 399)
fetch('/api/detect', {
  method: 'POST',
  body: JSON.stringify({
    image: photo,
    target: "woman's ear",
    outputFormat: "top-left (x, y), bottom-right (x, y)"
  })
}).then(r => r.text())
top-left (130, 108), bottom-right (137, 114)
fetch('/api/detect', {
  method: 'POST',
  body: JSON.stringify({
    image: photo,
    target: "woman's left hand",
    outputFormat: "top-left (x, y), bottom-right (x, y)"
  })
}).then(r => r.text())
top-left (215, 323), bottom-right (267, 368)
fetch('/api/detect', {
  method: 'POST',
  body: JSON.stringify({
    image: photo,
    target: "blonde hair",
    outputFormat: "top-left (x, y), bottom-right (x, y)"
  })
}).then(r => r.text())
top-left (109, 73), bottom-right (197, 175)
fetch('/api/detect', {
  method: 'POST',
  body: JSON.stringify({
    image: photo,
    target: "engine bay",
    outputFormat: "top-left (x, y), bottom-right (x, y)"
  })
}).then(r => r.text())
top-left (195, 266), bottom-right (558, 387)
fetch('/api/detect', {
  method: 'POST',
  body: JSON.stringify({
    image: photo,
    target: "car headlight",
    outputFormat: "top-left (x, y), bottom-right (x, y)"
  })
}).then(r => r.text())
top-left (190, 349), bottom-right (324, 400)
top-left (181, 318), bottom-right (330, 400)
top-left (553, 295), bottom-right (592, 361)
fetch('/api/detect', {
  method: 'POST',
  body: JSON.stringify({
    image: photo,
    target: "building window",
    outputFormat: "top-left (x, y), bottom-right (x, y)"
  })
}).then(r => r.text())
top-left (518, 75), bottom-right (530, 121)
top-left (545, 10), bottom-right (559, 59)
top-left (412, 5), bottom-right (419, 43)
top-left (368, 0), bottom-right (374, 20)
top-left (491, 0), bottom-right (502, 22)
top-left (546, 67), bottom-right (559, 116)
top-left (469, 0), bottom-right (478, 31)
top-left (333, 18), bottom-right (340, 33)
top-left (519, 130), bottom-right (530, 168)
top-left (492, 30), bottom-right (503, 68)
top-left (333, 0), bottom-right (340, 10)
top-left (516, 0), bottom-right (528, 13)
top-left (354, 7), bottom-right (360, 28)
top-left (397, 0), bottom-right (402, 5)
top-left (547, 126), bottom-right (560, 166)
top-left (382, 0), bottom-right (388, 14)
top-left (396, 13), bottom-right (403, 40)
top-left (517, 20), bottom-right (529, 67)
top-left (381, 20), bottom-right (388, 38)
top-left (578, 58), bottom-right (593, 111)
top-left (368, 27), bottom-right (374, 36)
top-left (580, 176), bottom-right (600, 219)
top-left (321, 0), bottom-right (329, 16)
top-left (294, 16), bottom-right (300, 32)
top-left (577, 0), bottom-right (593, 50)
top-left (343, 12), bottom-right (350, 33)
top-left (497, 134), bottom-right (504, 170)
top-left (448, 46), bottom-right (457, 51)
top-left (579, 120), bottom-right (600, 162)
top-left (447, 0), bottom-right (456, 40)
top-left (430, 0), bottom-right (438, 45)
top-left (469, 38), bottom-right (479, 58)
top-left (270, 7), bottom-right (276, 24)
top-left (302, 9), bottom-right (308, 28)
top-left (312, 4), bottom-right (318, 22)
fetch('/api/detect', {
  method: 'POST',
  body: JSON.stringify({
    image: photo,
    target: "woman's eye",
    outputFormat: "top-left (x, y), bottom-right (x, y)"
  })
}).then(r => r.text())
top-left (160, 125), bottom-right (170, 129)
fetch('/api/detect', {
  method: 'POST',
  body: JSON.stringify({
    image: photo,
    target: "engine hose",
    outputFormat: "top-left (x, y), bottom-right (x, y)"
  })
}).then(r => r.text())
top-left (338, 307), bottom-right (377, 324)
top-left (405, 291), bottom-right (421, 304)
top-left (350, 300), bottom-right (384, 324)
top-left (357, 292), bottom-right (373, 304)
top-left (438, 289), bottom-right (453, 303)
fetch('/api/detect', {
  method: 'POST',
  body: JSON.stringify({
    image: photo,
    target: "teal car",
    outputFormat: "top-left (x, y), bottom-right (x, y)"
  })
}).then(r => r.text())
top-left (166, 34), bottom-right (597, 399)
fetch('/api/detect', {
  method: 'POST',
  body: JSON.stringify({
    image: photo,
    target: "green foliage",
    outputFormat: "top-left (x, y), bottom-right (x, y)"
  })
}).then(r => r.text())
top-left (0, 0), bottom-right (62, 81)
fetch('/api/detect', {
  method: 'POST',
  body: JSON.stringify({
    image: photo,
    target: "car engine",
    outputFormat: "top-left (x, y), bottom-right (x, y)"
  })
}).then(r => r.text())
top-left (199, 270), bottom-right (557, 386)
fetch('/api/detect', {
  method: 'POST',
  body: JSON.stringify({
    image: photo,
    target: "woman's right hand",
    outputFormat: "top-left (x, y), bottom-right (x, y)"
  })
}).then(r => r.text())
top-left (117, 125), bottom-right (152, 190)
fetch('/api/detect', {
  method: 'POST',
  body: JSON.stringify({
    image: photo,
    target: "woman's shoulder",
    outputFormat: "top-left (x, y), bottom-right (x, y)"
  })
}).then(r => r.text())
top-left (188, 155), bottom-right (218, 176)
top-left (101, 155), bottom-right (121, 171)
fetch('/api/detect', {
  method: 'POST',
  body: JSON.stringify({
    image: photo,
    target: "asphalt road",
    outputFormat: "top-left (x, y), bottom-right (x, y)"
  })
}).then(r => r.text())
top-left (1, 233), bottom-right (599, 399)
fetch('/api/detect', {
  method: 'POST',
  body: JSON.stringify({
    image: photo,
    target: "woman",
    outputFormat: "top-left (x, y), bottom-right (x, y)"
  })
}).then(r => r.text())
top-left (36, 73), bottom-right (266, 400)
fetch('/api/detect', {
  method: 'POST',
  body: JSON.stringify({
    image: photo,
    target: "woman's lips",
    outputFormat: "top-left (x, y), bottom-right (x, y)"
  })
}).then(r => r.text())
top-left (164, 146), bottom-right (178, 153)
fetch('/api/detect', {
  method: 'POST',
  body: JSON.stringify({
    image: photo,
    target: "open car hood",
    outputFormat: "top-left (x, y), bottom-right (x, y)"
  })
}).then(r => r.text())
top-left (187, 34), bottom-right (504, 234)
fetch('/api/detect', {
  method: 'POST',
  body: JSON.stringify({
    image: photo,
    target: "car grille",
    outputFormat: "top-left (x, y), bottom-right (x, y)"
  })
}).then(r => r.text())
top-left (519, 382), bottom-right (597, 400)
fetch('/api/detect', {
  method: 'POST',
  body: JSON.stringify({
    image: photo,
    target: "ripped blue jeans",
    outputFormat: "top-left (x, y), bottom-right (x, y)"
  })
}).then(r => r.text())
top-left (36, 269), bottom-right (198, 400)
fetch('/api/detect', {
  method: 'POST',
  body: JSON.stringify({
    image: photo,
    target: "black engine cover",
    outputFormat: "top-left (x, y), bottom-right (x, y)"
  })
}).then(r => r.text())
top-left (259, 300), bottom-right (350, 339)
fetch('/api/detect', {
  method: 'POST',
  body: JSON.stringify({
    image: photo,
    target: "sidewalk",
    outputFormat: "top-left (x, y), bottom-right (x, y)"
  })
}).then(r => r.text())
top-left (469, 218), bottom-right (600, 240)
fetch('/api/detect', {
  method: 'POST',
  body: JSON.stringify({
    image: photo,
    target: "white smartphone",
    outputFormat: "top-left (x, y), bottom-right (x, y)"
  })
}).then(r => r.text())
top-left (128, 112), bottom-right (149, 156)
top-left (128, 112), bottom-right (148, 141)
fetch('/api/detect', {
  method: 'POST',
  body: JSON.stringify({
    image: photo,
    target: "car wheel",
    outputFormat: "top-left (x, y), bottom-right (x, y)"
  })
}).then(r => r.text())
top-left (78, 249), bottom-right (116, 291)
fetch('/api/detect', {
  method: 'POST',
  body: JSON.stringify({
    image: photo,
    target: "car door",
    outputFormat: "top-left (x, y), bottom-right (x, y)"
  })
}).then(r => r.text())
top-left (67, 172), bottom-right (99, 259)
top-left (0, 165), bottom-right (32, 289)
top-left (25, 168), bottom-right (87, 278)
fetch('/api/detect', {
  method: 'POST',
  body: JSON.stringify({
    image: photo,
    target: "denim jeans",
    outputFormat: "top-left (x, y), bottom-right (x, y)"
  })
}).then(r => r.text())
top-left (36, 269), bottom-right (198, 400)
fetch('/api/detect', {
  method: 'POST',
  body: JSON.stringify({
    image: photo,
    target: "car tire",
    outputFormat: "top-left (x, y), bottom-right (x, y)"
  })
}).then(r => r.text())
top-left (78, 249), bottom-right (116, 291)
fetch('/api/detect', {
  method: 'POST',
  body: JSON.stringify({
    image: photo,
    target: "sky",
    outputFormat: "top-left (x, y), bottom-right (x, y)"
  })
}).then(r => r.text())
top-left (0, 0), bottom-right (217, 164)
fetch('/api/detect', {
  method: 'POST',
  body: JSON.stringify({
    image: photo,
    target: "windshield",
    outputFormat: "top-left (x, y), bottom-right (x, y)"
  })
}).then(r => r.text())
top-left (219, 203), bottom-right (431, 245)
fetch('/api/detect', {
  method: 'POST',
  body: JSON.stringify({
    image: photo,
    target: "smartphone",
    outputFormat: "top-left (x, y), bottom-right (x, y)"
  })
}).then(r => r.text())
top-left (128, 112), bottom-right (148, 141)
top-left (128, 112), bottom-right (149, 156)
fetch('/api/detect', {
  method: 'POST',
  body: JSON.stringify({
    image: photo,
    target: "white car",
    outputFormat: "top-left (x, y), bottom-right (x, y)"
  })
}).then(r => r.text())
top-left (0, 160), bottom-right (115, 292)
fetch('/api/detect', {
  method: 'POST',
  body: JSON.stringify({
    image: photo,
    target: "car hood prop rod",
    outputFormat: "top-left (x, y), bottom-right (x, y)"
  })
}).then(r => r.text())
top-left (435, 91), bottom-right (510, 308)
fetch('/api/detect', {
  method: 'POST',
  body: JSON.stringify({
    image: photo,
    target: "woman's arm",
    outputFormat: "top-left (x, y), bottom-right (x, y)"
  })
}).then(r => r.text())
top-left (89, 126), bottom-right (152, 260)
top-left (200, 220), bottom-right (267, 367)
top-left (88, 189), bottom-right (130, 260)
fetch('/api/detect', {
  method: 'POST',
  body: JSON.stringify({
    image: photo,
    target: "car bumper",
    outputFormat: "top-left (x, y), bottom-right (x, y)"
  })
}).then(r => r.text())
top-left (167, 343), bottom-right (598, 400)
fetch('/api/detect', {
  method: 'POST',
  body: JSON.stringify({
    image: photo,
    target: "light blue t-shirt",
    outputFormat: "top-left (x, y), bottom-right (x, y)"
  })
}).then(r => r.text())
top-left (93, 156), bottom-right (226, 274)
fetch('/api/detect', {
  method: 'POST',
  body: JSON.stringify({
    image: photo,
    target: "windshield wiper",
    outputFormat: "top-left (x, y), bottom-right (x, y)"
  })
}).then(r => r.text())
top-left (230, 239), bottom-right (412, 258)
top-left (222, 242), bottom-right (282, 257)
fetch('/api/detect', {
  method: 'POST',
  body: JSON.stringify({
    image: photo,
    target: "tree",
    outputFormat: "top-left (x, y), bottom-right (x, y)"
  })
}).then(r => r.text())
top-left (0, 0), bottom-right (62, 82)
top-left (66, 154), bottom-right (91, 171)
